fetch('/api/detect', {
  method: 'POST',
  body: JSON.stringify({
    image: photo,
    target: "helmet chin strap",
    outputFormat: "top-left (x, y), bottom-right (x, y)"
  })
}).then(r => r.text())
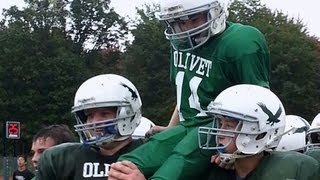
top-left (219, 150), bottom-right (252, 165)
top-left (219, 127), bottom-right (298, 165)
top-left (113, 135), bottom-right (130, 142)
top-left (98, 135), bottom-right (130, 146)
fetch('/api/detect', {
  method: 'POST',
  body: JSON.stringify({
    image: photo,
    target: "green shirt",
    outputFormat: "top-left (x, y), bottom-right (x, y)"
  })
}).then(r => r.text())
top-left (305, 149), bottom-right (320, 164)
top-left (208, 151), bottom-right (319, 180)
top-left (36, 141), bottom-right (143, 180)
top-left (170, 22), bottom-right (270, 127)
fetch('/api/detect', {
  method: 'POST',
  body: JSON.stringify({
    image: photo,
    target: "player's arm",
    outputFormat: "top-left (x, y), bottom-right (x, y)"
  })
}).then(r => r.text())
top-left (167, 105), bottom-right (179, 127)
top-left (109, 161), bottom-right (146, 180)
top-left (145, 105), bottom-right (180, 138)
top-left (35, 149), bottom-right (58, 180)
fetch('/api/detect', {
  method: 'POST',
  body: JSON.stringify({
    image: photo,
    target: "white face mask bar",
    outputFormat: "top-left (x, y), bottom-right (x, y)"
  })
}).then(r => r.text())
top-left (160, 2), bottom-right (224, 51)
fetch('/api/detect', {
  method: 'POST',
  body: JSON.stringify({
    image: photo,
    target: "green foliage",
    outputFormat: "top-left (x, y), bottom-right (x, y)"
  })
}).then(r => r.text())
top-left (69, 0), bottom-right (128, 51)
top-left (83, 48), bottom-right (124, 76)
top-left (0, 0), bottom-right (319, 158)
top-left (0, 20), bottom-right (88, 142)
top-left (122, 8), bottom-right (175, 125)
top-left (0, 0), bottom-right (125, 155)
top-left (228, 0), bottom-right (320, 121)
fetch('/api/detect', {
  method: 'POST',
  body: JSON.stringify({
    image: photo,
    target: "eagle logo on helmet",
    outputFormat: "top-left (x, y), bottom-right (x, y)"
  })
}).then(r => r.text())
top-left (121, 83), bottom-right (138, 101)
top-left (257, 103), bottom-right (282, 126)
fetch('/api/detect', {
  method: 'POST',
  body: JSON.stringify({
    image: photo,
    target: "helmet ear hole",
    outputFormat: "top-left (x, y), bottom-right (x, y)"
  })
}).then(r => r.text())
top-left (255, 132), bottom-right (267, 141)
top-left (118, 107), bottom-right (136, 136)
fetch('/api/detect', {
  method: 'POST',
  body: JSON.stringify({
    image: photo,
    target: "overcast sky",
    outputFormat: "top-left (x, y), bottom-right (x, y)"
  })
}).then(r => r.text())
top-left (0, 0), bottom-right (318, 37)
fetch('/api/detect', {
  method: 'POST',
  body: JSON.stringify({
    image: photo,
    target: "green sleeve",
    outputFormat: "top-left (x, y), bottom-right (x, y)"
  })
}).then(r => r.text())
top-left (225, 24), bottom-right (270, 88)
top-left (36, 143), bottom-right (80, 180)
top-left (36, 145), bottom-right (62, 180)
top-left (229, 52), bottom-right (270, 88)
top-left (296, 154), bottom-right (320, 180)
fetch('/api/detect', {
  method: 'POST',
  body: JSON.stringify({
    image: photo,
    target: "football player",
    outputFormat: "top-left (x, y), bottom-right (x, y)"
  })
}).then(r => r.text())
top-left (306, 113), bottom-right (320, 163)
top-left (109, 85), bottom-right (320, 180)
top-left (132, 117), bottom-right (155, 140)
top-left (35, 74), bottom-right (144, 179)
top-left (110, 0), bottom-right (271, 179)
top-left (275, 115), bottom-right (310, 152)
top-left (31, 124), bottom-right (76, 172)
top-left (200, 84), bottom-right (319, 180)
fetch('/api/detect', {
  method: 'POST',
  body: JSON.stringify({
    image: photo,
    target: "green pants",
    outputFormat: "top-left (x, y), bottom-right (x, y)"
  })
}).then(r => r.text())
top-left (119, 122), bottom-right (213, 180)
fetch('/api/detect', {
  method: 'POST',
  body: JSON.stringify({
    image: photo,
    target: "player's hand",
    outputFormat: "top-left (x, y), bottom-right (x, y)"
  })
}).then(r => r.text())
top-left (211, 154), bottom-right (234, 170)
top-left (145, 125), bottom-right (167, 138)
top-left (108, 161), bottom-right (146, 180)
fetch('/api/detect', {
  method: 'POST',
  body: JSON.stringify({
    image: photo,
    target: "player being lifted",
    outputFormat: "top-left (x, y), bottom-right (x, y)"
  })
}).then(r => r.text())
top-left (109, 0), bottom-right (271, 179)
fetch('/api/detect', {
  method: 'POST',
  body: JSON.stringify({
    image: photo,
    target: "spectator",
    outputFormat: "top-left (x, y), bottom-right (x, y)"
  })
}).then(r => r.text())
top-left (12, 155), bottom-right (34, 180)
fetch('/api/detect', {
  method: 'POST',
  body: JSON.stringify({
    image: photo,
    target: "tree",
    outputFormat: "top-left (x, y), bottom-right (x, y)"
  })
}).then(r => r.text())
top-left (228, 0), bottom-right (320, 121)
top-left (69, 0), bottom-right (128, 51)
top-left (122, 8), bottom-right (175, 125)
top-left (0, 18), bottom-right (88, 139)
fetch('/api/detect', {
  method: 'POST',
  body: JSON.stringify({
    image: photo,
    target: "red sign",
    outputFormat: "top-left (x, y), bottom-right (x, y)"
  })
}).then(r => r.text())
top-left (6, 121), bottom-right (20, 139)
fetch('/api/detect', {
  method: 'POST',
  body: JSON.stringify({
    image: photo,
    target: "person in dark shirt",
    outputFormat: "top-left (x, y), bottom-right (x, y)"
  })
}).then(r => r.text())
top-left (12, 155), bottom-right (34, 180)
top-left (36, 74), bottom-right (145, 180)
top-left (31, 124), bottom-right (76, 172)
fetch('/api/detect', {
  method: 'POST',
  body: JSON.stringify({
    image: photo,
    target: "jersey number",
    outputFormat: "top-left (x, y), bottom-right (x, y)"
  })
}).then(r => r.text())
top-left (176, 72), bottom-right (206, 118)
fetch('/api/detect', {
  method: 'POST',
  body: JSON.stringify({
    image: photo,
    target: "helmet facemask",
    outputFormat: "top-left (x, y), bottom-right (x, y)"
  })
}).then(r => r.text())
top-left (199, 115), bottom-right (255, 164)
top-left (73, 102), bottom-right (140, 146)
top-left (165, 12), bottom-right (211, 51)
top-left (160, 1), bottom-right (227, 52)
top-left (306, 128), bottom-right (320, 151)
top-left (72, 74), bottom-right (143, 147)
top-left (306, 114), bottom-right (320, 151)
top-left (198, 83), bottom-right (287, 164)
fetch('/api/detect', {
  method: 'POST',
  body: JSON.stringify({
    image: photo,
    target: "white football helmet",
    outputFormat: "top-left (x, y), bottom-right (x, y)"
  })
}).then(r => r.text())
top-left (199, 84), bottom-right (286, 163)
top-left (306, 113), bottom-right (320, 150)
top-left (157, 0), bottom-right (229, 51)
top-left (276, 115), bottom-right (310, 152)
top-left (72, 74), bottom-right (142, 146)
top-left (132, 117), bottom-right (155, 139)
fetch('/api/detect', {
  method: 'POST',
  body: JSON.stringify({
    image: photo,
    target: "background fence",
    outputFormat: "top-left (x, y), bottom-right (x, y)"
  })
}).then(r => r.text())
top-left (0, 156), bottom-right (34, 179)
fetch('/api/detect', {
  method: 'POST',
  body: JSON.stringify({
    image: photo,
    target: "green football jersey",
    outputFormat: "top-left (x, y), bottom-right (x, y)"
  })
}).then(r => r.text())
top-left (208, 151), bottom-right (319, 180)
top-left (305, 149), bottom-right (320, 164)
top-left (36, 141), bottom-right (143, 180)
top-left (170, 21), bottom-right (270, 127)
